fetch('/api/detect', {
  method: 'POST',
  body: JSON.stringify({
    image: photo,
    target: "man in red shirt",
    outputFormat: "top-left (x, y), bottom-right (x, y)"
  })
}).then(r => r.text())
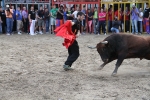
top-left (125, 7), bottom-right (130, 32)
top-left (115, 8), bottom-right (123, 32)
top-left (98, 8), bottom-right (106, 35)
top-left (108, 7), bottom-right (113, 32)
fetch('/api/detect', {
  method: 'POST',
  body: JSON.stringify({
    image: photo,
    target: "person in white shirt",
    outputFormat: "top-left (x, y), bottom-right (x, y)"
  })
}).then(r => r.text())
top-left (138, 8), bottom-right (143, 34)
top-left (72, 7), bottom-right (79, 19)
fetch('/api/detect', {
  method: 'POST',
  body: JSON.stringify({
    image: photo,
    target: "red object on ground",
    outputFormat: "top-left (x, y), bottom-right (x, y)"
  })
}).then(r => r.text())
top-left (54, 21), bottom-right (76, 49)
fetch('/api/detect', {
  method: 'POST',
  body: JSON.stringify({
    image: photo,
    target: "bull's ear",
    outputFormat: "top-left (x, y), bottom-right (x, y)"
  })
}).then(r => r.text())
top-left (101, 41), bottom-right (108, 44)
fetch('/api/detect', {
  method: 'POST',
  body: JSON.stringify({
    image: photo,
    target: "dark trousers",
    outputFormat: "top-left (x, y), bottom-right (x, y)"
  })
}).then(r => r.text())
top-left (65, 40), bottom-right (80, 67)
top-left (108, 20), bottom-right (112, 32)
top-left (98, 20), bottom-right (106, 34)
top-left (13, 20), bottom-right (16, 32)
top-left (23, 18), bottom-right (28, 33)
top-left (2, 22), bottom-right (6, 33)
top-left (125, 20), bottom-right (130, 32)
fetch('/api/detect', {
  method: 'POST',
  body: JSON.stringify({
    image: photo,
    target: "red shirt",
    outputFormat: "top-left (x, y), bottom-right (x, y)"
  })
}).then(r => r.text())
top-left (115, 10), bottom-right (123, 20)
top-left (125, 11), bottom-right (130, 20)
top-left (108, 11), bottom-right (113, 21)
top-left (99, 12), bottom-right (106, 21)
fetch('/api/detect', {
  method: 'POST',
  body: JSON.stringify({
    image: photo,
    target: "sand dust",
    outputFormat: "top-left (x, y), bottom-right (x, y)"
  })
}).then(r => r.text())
top-left (0, 34), bottom-right (150, 100)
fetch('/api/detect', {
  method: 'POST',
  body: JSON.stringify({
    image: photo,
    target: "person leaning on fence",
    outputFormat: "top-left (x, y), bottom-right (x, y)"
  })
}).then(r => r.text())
top-left (37, 6), bottom-right (45, 34)
top-left (0, 6), bottom-right (6, 34)
top-left (138, 8), bottom-right (143, 34)
top-left (16, 6), bottom-right (23, 35)
top-left (143, 3), bottom-right (150, 34)
top-left (44, 8), bottom-right (50, 34)
top-left (28, 6), bottom-right (36, 35)
top-left (111, 17), bottom-right (121, 34)
top-left (50, 5), bottom-right (58, 34)
top-left (5, 5), bottom-right (13, 35)
top-left (22, 6), bottom-right (28, 34)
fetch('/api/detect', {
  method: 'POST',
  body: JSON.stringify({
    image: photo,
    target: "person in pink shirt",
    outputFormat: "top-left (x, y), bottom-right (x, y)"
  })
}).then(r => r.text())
top-left (98, 8), bottom-right (106, 35)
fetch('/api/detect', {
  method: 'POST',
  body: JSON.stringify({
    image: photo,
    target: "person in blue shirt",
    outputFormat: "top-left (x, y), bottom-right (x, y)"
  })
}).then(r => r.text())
top-left (63, 8), bottom-right (68, 22)
top-left (16, 6), bottom-right (23, 34)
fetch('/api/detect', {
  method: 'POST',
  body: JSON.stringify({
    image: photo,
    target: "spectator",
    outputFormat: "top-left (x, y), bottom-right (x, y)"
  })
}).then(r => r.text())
top-left (44, 8), bottom-right (50, 34)
top-left (125, 7), bottom-right (130, 32)
top-left (0, 6), bottom-right (6, 34)
top-left (115, 8), bottom-right (123, 32)
top-left (87, 9), bottom-right (93, 34)
top-left (72, 6), bottom-right (79, 19)
top-left (16, 6), bottom-right (23, 35)
top-left (0, 6), bottom-right (3, 33)
top-left (131, 5), bottom-right (139, 34)
top-left (28, 6), bottom-right (36, 35)
top-left (138, 8), bottom-right (143, 34)
top-left (111, 17), bottom-right (121, 33)
top-left (63, 8), bottom-right (68, 22)
top-left (98, 8), bottom-right (106, 35)
top-left (81, 5), bottom-right (86, 34)
top-left (66, 7), bottom-right (74, 20)
top-left (12, 5), bottom-right (16, 33)
top-left (108, 7), bottom-right (113, 32)
top-left (93, 7), bottom-right (98, 34)
top-left (37, 6), bottom-right (45, 34)
top-left (56, 6), bottom-right (64, 28)
top-left (50, 5), bottom-right (58, 34)
top-left (143, 3), bottom-right (150, 34)
top-left (22, 6), bottom-right (28, 34)
top-left (5, 5), bottom-right (13, 35)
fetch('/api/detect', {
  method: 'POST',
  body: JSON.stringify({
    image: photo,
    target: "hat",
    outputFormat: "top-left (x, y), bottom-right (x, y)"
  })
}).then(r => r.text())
top-left (132, 4), bottom-right (135, 7)
top-left (6, 5), bottom-right (9, 8)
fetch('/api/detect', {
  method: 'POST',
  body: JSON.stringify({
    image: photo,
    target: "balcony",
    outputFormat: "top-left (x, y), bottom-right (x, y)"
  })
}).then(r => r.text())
top-left (5, 0), bottom-right (50, 3)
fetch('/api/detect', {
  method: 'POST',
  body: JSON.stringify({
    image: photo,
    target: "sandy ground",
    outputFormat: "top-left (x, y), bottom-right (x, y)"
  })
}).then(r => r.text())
top-left (0, 33), bottom-right (150, 100)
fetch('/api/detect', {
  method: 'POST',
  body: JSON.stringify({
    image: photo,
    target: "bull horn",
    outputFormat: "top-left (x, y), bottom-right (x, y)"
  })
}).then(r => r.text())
top-left (101, 41), bottom-right (108, 44)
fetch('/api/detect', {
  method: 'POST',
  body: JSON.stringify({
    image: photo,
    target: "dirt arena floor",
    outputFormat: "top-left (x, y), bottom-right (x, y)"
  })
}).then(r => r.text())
top-left (0, 33), bottom-right (150, 100)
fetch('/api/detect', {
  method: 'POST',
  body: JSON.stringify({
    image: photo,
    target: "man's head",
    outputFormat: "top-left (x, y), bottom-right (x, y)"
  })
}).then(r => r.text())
top-left (11, 5), bottom-right (14, 9)
top-left (114, 16), bottom-right (118, 21)
top-left (76, 6), bottom-right (79, 11)
top-left (45, 8), bottom-right (48, 12)
top-left (17, 6), bottom-right (20, 11)
top-left (0, 6), bottom-right (2, 11)
top-left (94, 7), bottom-right (97, 11)
top-left (146, 3), bottom-right (149, 8)
top-left (53, 5), bottom-right (56, 9)
top-left (23, 6), bottom-right (26, 10)
top-left (83, 5), bottom-right (86, 10)
top-left (132, 5), bottom-right (136, 9)
top-left (6, 5), bottom-right (9, 8)
top-left (100, 8), bottom-right (104, 12)
top-left (139, 8), bottom-right (143, 12)
top-left (40, 6), bottom-right (43, 10)
top-left (125, 7), bottom-right (128, 11)
top-left (77, 11), bottom-right (84, 21)
top-left (44, 4), bottom-right (47, 9)
top-left (31, 6), bottom-right (34, 10)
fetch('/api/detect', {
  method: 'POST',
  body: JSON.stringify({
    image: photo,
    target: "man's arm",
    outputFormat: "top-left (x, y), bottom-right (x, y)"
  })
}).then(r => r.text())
top-left (28, 13), bottom-right (31, 23)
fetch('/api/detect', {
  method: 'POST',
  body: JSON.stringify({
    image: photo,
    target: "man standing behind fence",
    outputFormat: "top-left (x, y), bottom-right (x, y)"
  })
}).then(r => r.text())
top-left (5, 5), bottom-right (13, 35)
top-left (22, 6), bottom-right (28, 34)
top-left (16, 6), bottom-right (23, 35)
top-left (44, 8), bottom-right (50, 34)
top-left (50, 5), bottom-right (58, 34)
top-left (37, 6), bottom-right (45, 34)
top-left (28, 6), bottom-right (36, 35)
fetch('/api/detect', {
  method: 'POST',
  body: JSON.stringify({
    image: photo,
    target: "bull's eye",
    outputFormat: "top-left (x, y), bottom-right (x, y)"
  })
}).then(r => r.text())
top-left (102, 48), bottom-right (105, 52)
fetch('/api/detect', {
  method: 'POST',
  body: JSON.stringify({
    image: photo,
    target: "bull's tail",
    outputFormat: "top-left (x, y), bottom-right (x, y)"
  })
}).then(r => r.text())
top-left (87, 46), bottom-right (96, 49)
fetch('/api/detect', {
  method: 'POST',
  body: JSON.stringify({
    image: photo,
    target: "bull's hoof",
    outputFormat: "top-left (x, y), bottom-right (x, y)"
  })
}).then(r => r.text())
top-left (111, 73), bottom-right (117, 77)
top-left (98, 67), bottom-right (103, 70)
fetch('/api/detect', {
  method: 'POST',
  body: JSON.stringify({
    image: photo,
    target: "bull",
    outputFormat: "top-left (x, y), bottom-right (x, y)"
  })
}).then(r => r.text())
top-left (89, 34), bottom-right (150, 76)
